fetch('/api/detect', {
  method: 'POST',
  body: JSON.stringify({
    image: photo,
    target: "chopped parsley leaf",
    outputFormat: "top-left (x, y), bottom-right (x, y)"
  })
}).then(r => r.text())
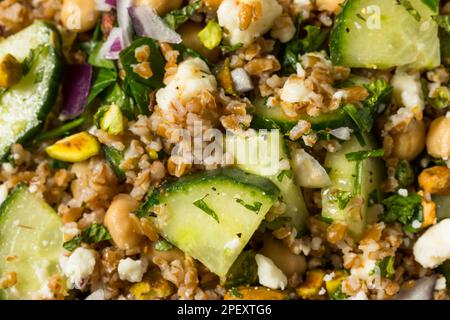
top-left (235, 198), bottom-right (263, 214)
top-left (193, 195), bottom-right (220, 223)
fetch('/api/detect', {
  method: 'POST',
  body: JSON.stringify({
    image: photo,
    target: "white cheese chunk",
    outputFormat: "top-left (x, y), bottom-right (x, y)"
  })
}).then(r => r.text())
top-left (413, 219), bottom-right (450, 268)
top-left (217, 0), bottom-right (282, 46)
top-left (61, 247), bottom-right (96, 289)
top-left (156, 57), bottom-right (217, 119)
top-left (255, 254), bottom-right (287, 290)
top-left (118, 258), bottom-right (147, 283)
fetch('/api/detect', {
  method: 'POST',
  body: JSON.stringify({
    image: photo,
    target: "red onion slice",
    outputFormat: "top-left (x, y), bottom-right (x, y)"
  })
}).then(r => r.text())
top-left (95, 0), bottom-right (115, 11)
top-left (117, 0), bottom-right (134, 47)
top-left (100, 27), bottom-right (124, 60)
top-left (61, 64), bottom-right (93, 119)
top-left (128, 6), bottom-right (182, 44)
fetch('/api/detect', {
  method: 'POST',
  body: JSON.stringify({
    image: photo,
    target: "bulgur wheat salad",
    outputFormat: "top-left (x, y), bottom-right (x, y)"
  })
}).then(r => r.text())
top-left (0, 0), bottom-right (450, 301)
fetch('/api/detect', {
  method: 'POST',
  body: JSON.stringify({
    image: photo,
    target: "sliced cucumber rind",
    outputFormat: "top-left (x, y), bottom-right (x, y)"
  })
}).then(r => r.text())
top-left (330, 0), bottom-right (440, 70)
top-left (0, 22), bottom-right (63, 160)
top-left (0, 183), bottom-right (64, 300)
top-left (148, 167), bottom-right (279, 277)
top-left (154, 167), bottom-right (280, 201)
top-left (251, 97), bottom-right (356, 133)
top-left (321, 134), bottom-right (385, 239)
top-left (0, 21), bottom-right (61, 62)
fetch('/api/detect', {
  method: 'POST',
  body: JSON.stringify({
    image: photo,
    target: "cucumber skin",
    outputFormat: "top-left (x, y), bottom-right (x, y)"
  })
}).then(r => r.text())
top-left (0, 183), bottom-right (64, 299)
top-left (0, 183), bottom-right (26, 221)
top-left (329, 0), bottom-right (351, 67)
top-left (251, 97), bottom-right (356, 133)
top-left (330, 0), bottom-right (440, 70)
top-left (321, 134), bottom-right (385, 240)
top-left (252, 108), bottom-right (356, 133)
top-left (152, 167), bottom-right (280, 201)
top-left (0, 22), bottom-right (63, 159)
top-left (147, 167), bottom-right (280, 277)
top-left (17, 47), bottom-right (63, 142)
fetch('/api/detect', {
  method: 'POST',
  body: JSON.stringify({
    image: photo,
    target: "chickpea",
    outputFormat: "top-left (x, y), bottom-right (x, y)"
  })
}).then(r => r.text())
top-left (390, 119), bottom-right (426, 161)
top-left (146, 241), bottom-right (184, 263)
top-left (61, 0), bottom-right (100, 32)
top-left (315, 0), bottom-right (345, 13)
top-left (178, 21), bottom-right (221, 63)
top-left (104, 194), bottom-right (144, 251)
top-left (427, 116), bottom-right (450, 159)
top-left (135, 0), bottom-right (183, 16)
top-left (259, 236), bottom-right (307, 277)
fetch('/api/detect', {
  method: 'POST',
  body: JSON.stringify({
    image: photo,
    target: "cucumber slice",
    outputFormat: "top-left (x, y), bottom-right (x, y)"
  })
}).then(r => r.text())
top-left (251, 96), bottom-right (355, 133)
top-left (0, 22), bottom-right (62, 159)
top-left (0, 184), bottom-right (64, 300)
top-left (0, 21), bottom-right (60, 62)
top-left (330, 0), bottom-right (440, 70)
top-left (321, 135), bottom-right (384, 239)
top-left (147, 168), bottom-right (279, 277)
top-left (225, 131), bottom-right (309, 232)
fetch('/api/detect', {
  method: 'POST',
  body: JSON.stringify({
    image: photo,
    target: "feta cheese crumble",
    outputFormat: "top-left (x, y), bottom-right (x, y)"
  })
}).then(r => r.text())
top-left (255, 254), bottom-right (287, 290)
top-left (414, 219), bottom-right (450, 268)
top-left (118, 258), bottom-right (147, 283)
top-left (217, 0), bottom-right (282, 46)
top-left (61, 247), bottom-right (96, 289)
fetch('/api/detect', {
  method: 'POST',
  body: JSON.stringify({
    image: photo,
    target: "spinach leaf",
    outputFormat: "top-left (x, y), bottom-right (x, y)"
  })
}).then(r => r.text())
top-left (87, 68), bottom-right (117, 105)
top-left (119, 37), bottom-right (165, 90)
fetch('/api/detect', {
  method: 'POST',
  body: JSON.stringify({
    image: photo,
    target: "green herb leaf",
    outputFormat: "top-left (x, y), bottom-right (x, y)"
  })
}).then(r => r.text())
top-left (220, 43), bottom-right (243, 54)
top-left (258, 217), bottom-right (292, 232)
top-left (329, 190), bottom-right (353, 210)
top-left (155, 239), bottom-right (174, 251)
top-left (282, 23), bottom-right (328, 73)
top-left (34, 116), bottom-right (86, 143)
top-left (198, 20), bottom-right (222, 50)
top-left (119, 37), bottom-right (165, 90)
top-left (228, 287), bottom-right (243, 299)
top-left (398, 0), bottom-right (421, 21)
top-left (343, 104), bottom-right (374, 133)
top-left (193, 195), bottom-right (220, 223)
top-left (363, 79), bottom-right (393, 111)
top-left (62, 236), bottom-right (82, 252)
top-left (163, 0), bottom-right (202, 29)
top-left (433, 16), bottom-right (450, 33)
top-left (381, 193), bottom-right (423, 233)
top-left (87, 68), bottom-right (117, 105)
top-left (235, 198), bottom-right (263, 214)
top-left (82, 223), bottom-right (112, 243)
top-left (225, 250), bottom-right (258, 288)
top-left (102, 145), bottom-right (126, 182)
top-left (88, 42), bottom-right (117, 70)
top-left (376, 256), bottom-right (395, 279)
top-left (63, 223), bottom-right (111, 252)
top-left (395, 160), bottom-right (415, 188)
top-left (276, 169), bottom-right (293, 182)
top-left (135, 189), bottom-right (160, 218)
top-left (49, 159), bottom-right (70, 170)
top-left (103, 83), bottom-right (137, 120)
top-left (345, 149), bottom-right (384, 161)
top-left (123, 77), bottom-right (152, 116)
top-left (329, 284), bottom-right (348, 300)
top-left (172, 43), bottom-right (211, 65)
